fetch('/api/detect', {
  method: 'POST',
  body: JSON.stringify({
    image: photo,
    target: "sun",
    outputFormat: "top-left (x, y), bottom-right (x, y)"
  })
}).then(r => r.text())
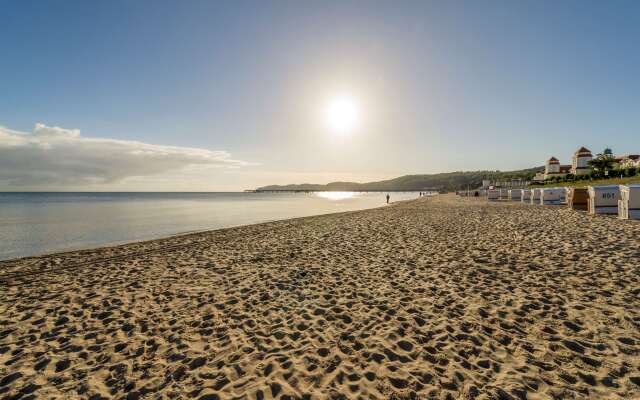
top-left (325, 96), bottom-right (360, 134)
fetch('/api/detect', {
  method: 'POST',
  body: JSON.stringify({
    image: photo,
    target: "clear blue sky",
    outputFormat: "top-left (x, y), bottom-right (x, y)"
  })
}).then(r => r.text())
top-left (1, 0), bottom-right (639, 190)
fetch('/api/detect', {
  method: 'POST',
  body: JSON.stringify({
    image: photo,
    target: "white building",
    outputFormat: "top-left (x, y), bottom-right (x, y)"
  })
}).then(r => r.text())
top-left (544, 157), bottom-right (571, 179)
top-left (535, 146), bottom-right (638, 181)
top-left (540, 146), bottom-right (593, 180)
top-left (545, 156), bottom-right (560, 176)
top-left (571, 147), bottom-right (593, 175)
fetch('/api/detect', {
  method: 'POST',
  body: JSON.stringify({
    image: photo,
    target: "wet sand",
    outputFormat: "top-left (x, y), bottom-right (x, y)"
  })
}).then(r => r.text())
top-left (1, 194), bottom-right (639, 399)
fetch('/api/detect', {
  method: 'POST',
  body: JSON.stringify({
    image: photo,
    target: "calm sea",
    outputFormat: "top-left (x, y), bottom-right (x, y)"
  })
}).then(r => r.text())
top-left (0, 192), bottom-right (420, 261)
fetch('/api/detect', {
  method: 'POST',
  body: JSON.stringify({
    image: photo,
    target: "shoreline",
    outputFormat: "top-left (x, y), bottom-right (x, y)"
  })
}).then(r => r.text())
top-left (2, 194), bottom-right (639, 399)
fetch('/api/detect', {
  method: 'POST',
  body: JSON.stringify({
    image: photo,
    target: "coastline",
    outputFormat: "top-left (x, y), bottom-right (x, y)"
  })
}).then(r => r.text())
top-left (2, 194), bottom-right (639, 399)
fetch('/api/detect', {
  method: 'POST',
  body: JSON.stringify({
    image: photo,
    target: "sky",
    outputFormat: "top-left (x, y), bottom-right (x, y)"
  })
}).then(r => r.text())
top-left (1, 0), bottom-right (639, 191)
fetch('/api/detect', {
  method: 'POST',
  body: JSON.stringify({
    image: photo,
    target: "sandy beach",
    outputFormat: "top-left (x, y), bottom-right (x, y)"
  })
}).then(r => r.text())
top-left (1, 194), bottom-right (639, 399)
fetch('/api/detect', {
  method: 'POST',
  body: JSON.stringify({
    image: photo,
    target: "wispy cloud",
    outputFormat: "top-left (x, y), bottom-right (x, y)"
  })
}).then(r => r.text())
top-left (0, 123), bottom-right (247, 188)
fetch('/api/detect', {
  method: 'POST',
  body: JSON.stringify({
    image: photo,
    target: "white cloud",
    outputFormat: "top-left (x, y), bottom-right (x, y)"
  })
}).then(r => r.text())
top-left (0, 123), bottom-right (247, 189)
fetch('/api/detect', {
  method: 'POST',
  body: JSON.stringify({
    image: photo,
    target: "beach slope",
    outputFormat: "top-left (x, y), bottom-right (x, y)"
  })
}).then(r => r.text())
top-left (1, 195), bottom-right (639, 399)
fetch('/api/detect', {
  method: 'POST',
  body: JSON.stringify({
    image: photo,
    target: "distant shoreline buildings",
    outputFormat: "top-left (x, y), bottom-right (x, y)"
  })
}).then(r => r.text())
top-left (533, 146), bottom-right (640, 182)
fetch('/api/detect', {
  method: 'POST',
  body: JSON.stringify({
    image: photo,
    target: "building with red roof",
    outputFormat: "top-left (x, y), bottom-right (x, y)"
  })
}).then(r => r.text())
top-left (571, 146), bottom-right (593, 175)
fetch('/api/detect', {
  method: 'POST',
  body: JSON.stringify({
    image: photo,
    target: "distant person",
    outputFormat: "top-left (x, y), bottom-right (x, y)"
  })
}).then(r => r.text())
top-left (386, 193), bottom-right (390, 204)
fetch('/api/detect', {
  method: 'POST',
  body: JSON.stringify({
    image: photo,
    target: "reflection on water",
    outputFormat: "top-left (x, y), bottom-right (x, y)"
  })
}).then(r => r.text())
top-left (0, 191), bottom-right (420, 260)
top-left (315, 191), bottom-right (355, 200)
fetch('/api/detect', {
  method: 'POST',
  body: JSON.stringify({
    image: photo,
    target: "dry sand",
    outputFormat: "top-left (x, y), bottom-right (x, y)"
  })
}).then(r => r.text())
top-left (1, 194), bottom-right (639, 399)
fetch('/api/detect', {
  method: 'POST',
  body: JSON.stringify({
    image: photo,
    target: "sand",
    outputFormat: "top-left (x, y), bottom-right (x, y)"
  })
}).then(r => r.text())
top-left (1, 194), bottom-right (639, 399)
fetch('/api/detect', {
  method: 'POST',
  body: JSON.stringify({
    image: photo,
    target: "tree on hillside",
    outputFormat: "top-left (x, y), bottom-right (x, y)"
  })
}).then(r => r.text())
top-left (588, 148), bottom-right (616, 176)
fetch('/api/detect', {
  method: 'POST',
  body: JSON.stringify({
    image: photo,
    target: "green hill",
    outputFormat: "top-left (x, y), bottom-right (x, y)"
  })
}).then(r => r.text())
top-left (256, 167), bottom-right (543, 192)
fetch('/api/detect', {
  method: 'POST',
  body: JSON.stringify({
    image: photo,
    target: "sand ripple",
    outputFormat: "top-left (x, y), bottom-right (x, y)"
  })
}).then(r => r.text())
top-left (1, 195), bottom-right (639, 399)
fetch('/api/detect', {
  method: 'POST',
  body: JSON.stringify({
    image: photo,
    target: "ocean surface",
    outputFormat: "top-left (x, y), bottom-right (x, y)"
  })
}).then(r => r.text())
top-left (0, 191), bottom-right (421, 261)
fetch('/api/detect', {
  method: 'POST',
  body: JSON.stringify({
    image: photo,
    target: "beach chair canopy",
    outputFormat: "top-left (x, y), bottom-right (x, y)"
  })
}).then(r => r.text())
top-left (621, 184), bottom-right (640, 208)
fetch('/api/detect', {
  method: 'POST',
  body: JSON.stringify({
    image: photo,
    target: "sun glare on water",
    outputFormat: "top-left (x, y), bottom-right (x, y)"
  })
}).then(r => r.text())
top-left (316, 191), bottom-right (355, 200)
top-left (325, 97), bottom-right (360, 134)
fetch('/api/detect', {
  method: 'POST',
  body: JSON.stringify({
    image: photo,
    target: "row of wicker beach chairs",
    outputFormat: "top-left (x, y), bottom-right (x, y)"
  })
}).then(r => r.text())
top-left (483, 185), bottom-right (640, 220)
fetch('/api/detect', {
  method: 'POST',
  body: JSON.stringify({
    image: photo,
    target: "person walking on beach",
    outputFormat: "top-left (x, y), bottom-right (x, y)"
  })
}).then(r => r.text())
top-left (386, 193), bottom-right (390, 204)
